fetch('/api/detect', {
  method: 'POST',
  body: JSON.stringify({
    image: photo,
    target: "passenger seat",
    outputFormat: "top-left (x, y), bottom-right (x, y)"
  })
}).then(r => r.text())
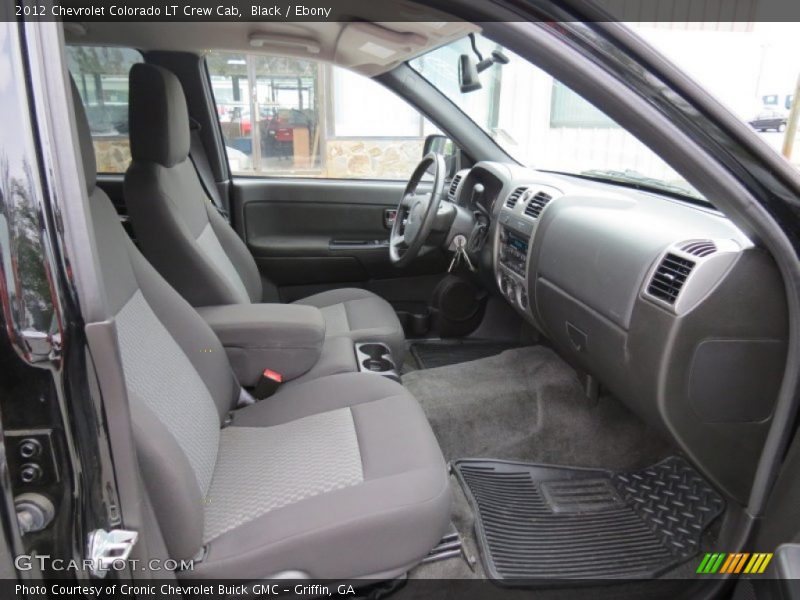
top-left (71, 78), bottom-right (451, 579)
top-left (124, 64), bottom-right (405, 359)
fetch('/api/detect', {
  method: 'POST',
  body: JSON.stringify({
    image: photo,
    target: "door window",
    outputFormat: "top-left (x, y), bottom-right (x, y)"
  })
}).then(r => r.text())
top-left (66, 46), bottom-right (143, 173)
top-left (207, 52), bottom-right (439, 180)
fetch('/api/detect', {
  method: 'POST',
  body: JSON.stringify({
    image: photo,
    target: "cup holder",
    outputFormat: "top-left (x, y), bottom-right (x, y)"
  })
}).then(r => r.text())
top-left (355, 342), bottom-right (398, 379)
top-left (359, 343), bottom-right (391, 359)
top-left (362, 358), bottom-right (393, 372)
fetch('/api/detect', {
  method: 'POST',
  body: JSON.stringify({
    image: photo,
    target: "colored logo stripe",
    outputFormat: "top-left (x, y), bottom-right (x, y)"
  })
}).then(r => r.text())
top-left (697, 553), bottom-right (773, 575)
top-left (697, 553), bottom-right (725, 574)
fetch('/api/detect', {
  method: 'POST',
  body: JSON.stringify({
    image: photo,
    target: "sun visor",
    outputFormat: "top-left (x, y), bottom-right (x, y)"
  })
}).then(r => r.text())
top-left (335, 21), bottom-right (479, 76)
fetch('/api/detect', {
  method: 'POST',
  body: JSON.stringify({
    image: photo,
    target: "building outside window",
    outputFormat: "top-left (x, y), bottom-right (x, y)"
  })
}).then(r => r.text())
top-left (207, 52), bottom-right (439, 180)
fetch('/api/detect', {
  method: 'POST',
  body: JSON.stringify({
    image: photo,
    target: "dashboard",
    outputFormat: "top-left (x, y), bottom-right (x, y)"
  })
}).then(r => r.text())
top-left (449, 161), bottom-right (788, 505)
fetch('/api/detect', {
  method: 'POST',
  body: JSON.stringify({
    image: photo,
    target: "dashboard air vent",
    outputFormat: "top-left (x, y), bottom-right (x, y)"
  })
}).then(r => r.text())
top-left (506, 186), bottom-right (527, 209)
top-left (680, 240), bottom-right (717, 257)
top-left (448, 174), bottom-right (463, 201)
top-left (524, 191), bottom-right (553, 218)
top-left (647, 253), bottom-right (695, 305)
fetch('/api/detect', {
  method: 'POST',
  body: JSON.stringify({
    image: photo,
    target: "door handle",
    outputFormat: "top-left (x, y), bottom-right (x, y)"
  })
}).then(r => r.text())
top-left (384, 209), bottom-right (397, 230)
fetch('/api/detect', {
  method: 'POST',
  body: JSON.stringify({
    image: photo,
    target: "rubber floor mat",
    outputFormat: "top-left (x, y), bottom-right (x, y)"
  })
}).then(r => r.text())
top-left (452, 456), bottom-right (724, 584)
top-left (410, 341), bottom-right (520, 369)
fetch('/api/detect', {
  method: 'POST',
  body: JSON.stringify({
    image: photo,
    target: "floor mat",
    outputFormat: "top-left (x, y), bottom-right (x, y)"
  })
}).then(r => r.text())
top-left (410, 340), bottom-right (520, 369)
top-left (452, 456), bottom-right (724, 585)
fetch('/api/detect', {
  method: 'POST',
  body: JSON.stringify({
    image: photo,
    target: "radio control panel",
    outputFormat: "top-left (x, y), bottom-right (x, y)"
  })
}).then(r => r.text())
top-left (498, 227), bottom-right (529, 277)
top-left (496, 225), bottom-right (532, 313)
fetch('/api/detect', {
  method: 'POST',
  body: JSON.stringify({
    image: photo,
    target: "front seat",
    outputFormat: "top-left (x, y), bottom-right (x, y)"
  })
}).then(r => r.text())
top-left (124, 64), bottom-right (405, 359)
top-left (71, 79), bottom-right (451, 579)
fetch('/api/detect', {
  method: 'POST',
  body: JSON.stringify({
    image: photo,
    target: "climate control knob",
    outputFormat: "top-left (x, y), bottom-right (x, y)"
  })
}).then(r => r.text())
top-left (519, 290), bottom-right (529, 310)
top-left (500, 276), bottom-right (513, 298)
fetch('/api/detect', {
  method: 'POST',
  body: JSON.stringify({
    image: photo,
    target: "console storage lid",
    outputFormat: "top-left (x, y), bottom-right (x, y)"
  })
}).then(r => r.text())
top-left (196, 304), bottom-right (325, 386)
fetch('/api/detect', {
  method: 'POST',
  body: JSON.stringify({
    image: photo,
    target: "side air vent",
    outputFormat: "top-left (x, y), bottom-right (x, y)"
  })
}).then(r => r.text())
top-left (506, 186), bottom-right (527, 209)
top-left (680, 240), bottom-right (717, 257)
top-left (524, 191), bottom-right (553, 218)
top-left (647, 253), bottom-right (695, 305)
top-left (448, 174), bottom-right (463, 201)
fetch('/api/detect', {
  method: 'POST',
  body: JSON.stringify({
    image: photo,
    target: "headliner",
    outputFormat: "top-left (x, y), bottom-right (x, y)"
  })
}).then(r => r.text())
top-left (63, 13), bottom-right (478, 76)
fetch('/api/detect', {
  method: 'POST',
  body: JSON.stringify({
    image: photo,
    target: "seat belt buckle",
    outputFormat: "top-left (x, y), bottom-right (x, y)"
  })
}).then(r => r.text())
top-left (253, 369), bottom-right (283, 400)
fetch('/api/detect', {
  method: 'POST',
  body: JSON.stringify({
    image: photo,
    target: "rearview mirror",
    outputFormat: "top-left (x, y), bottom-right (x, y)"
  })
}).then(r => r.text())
top-left (458, 54), bottom-right (482, 93)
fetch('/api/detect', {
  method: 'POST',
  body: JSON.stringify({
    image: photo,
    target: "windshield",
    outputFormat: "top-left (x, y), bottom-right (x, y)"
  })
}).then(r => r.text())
top-left (409, 34), bottom-right (704, 201)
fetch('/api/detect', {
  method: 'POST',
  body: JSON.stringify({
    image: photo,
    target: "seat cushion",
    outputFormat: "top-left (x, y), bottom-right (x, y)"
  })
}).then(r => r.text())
top-left (191, 373), bottom-right (451, 580)
top-left (294, 288), bottom-right (405, 360)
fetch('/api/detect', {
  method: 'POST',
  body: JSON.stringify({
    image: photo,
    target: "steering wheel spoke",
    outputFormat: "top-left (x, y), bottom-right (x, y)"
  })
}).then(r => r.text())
top-left (400, 193), bottom-right (416, 209)
top-left (390, 234), bottom-right (407, 250)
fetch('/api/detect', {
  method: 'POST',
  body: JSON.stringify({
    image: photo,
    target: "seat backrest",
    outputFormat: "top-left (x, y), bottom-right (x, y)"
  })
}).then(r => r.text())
top-left (125, 63), bottom-right (262, 307)
top-left (72, 78), bottom-right (239, 560)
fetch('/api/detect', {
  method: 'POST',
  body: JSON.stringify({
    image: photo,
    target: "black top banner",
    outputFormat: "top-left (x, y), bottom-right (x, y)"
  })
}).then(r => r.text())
top-left (10, 0), bottom-right (800, 22)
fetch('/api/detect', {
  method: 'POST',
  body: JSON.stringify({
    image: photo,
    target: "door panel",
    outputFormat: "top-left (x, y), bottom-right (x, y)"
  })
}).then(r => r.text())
top-left (245, 201), bottom-right (389, 257)
top-left (231, 177), bottom-right (448, 305)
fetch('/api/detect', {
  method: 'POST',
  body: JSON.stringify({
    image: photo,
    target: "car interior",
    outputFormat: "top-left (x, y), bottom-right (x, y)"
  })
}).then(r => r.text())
top-left (22, 10), bottom-right (796, 595)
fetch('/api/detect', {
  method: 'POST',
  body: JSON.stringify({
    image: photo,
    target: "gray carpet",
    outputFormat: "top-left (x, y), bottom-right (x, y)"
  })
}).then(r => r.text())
top-left (403, 346), bottom-right (672, 470)
top-left (404, 346), bottom-right (678, 582)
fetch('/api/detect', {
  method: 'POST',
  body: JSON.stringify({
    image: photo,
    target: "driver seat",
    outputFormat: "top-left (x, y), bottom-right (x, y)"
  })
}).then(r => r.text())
top-left (124, 64), bottom-right (405, 358)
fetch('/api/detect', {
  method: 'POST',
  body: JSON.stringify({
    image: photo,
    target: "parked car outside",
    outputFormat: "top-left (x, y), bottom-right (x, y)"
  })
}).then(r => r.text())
top-left (749, 108), bottom-right (788, 132)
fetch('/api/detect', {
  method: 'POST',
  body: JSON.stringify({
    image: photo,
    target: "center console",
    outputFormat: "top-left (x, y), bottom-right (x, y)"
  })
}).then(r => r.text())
top-left (496, 224), bottom-right (532, 312)
top-left (196, 303), bottom-right (326, 387)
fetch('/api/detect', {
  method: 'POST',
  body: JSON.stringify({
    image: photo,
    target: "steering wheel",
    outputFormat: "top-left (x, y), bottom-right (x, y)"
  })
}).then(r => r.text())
top-left (389, 153), bottom-right (446, 267)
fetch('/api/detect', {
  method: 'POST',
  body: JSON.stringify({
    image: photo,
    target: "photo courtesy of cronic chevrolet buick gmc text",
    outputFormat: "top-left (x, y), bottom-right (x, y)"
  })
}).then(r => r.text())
top-left (2, 1), bottom-right (800, 599)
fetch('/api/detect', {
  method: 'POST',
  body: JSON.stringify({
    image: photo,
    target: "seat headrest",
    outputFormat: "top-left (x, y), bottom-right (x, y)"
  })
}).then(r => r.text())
top-left (129, 64), bottom-right (190, 168)
top-left (70, 77), bottom-right (97, 193)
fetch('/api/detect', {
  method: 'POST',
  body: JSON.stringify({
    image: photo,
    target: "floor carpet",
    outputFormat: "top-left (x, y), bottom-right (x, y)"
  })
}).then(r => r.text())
top-left (403, 346), bottom-right (672, 470)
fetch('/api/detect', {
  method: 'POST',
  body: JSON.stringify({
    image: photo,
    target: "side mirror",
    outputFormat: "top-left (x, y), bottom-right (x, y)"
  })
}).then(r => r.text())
top-left (423, 134), bottom-right (459, 178)
top-left (423, 134), bottom-right (451, 156)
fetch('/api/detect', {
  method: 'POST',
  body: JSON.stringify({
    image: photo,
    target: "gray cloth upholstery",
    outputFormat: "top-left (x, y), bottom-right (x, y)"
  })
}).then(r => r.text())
top-left (129, 63), bottom-right (190, 167)
top-left (196, 223), bottom-right (252, 302)
top-left (125, 63), bottom-right (406, 359)
top-left (195, 374), bottom-right (451, 580)
top-left (287, 336), bottom-right (358, 386)
top-left (196, 304), bottom-right (325, 385)
top-left (73, 76), bottom-right (449, 580)
top-left (125, 158), bottom-right (259, 307)
top-left (204, 407), bottom-right (363, 542)
top-left (116, 289), bottom-right (220, 495)
top-left (295, 288), bottom-right (406, 360)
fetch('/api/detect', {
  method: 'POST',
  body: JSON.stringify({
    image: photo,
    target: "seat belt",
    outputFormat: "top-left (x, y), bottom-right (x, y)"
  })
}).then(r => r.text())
top-left (188, 117), bottom-right (229, 222)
